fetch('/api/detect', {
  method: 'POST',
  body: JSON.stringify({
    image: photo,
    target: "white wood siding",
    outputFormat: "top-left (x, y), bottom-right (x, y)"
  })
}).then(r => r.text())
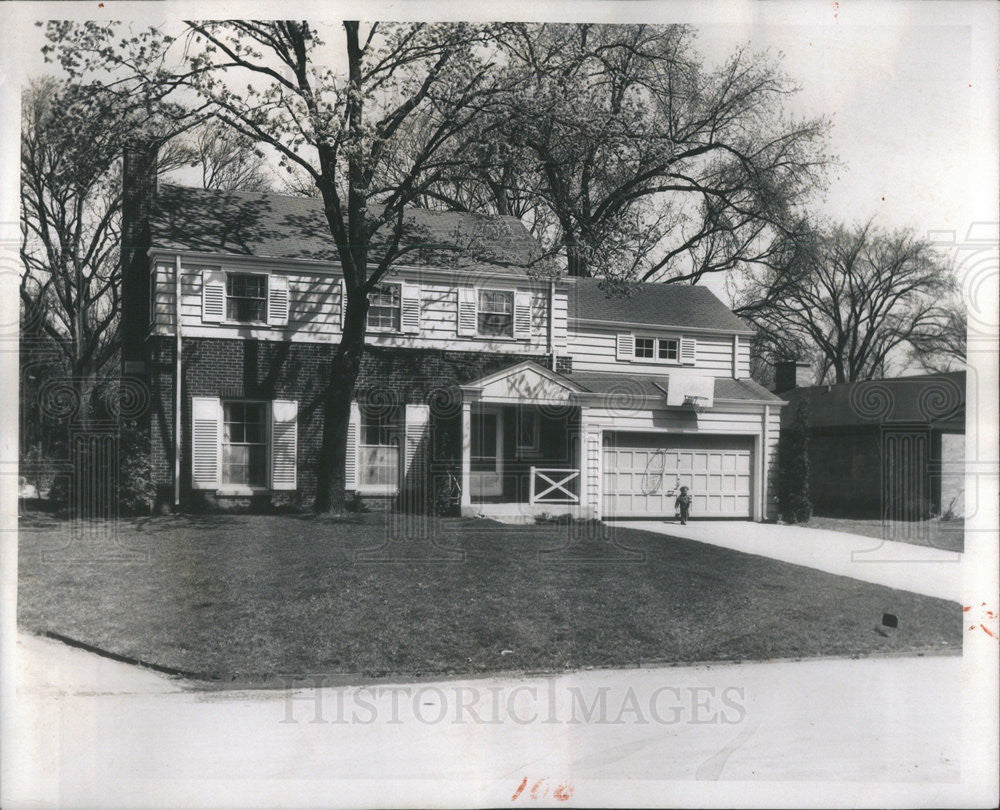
top-left (568, 325), bottom-right (739, 377)
top-left (552, 289), bottom-right (568, 349)
top-left (737, 338), bottom-right (752, 378)
top-left (583, 405), bottom-right (770, 434)
top-left (152, 258), bottom-right (555, 353)
top-left (582, 403), bottom-right (783, 521)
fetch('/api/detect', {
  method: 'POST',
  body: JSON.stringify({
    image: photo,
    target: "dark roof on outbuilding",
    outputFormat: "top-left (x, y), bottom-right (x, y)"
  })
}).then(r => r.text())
top-left (567, 277), bottom-right (754, 333)
top-left (150, 184), bottom-right (542, 270)
top-left (781, 371), bottom-right (966, 428)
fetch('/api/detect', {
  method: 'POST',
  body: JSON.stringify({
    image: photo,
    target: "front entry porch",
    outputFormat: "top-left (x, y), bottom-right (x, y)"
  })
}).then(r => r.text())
top-left (461, 401), bottom-right (586, 522)
top-left (458, 362), bottom-right (589, 522)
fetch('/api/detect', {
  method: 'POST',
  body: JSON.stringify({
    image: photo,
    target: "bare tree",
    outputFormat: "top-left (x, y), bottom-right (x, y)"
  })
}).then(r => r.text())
top-left (907, 302), bottom-right (966, 373)
top-left (420, 23), bottom-right (832, 281)
top-left (46, 20), bottom-right (509, 511)
top-left (737, 221), bottom-right (958, 384)
top-left (20, 77), bottom-right (189, 413)
top-left (190, 119), bottom-right (272, 191)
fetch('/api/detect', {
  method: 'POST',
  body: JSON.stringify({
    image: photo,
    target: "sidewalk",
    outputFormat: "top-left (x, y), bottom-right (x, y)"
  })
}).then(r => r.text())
top-left (617, 520), bottom-right (962, 602)
top-left (5, 631), bottom-right (964, 808)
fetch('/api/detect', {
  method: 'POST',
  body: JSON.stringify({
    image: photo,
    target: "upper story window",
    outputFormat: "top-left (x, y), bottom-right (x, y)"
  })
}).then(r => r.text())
top-left (368, 283), bottom-right (401, 331)
top-left (226, 273), bottom-right (267, 323)
top-left (478, 290), bottom-right (514, 337)
top-left (634, 336), bottom-right (680, 362)
top-left (617, 331), bottom-right (695, 365)
top-left (634, 337), bottom-right (655, 359)
top-left (658, 338), bottom-right (679, 361)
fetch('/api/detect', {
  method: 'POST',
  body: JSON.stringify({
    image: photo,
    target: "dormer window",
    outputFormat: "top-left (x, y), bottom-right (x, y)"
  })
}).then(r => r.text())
top-left (226, 273), bottom-right (267, 323)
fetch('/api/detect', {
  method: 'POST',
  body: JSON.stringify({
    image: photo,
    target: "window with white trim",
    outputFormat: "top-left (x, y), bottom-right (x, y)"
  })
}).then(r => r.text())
top-left (359, 404), bottom-right (401, 489)
top-left (634, 337), bottom-right (655, 358)
top-left (149, 266), bottom-right (158, 326)
top-left (632, 335), bottom-right (682, 363)
top-left (226, 273), bottom-right (267, 323)
top-left (222, 401), bottom-right (268, 487)
top-left (477, 289), bottom-right (514, 337)
top-left (658, 338), bottom-right (679, 361)
top-left (367, 283), bottom-right (401, 331)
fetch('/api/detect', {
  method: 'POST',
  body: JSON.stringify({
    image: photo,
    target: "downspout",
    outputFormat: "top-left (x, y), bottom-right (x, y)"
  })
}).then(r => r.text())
top-left (548, 279), bottom-right (556, 370)
top-left (174, 254), bottom-right (183, 508)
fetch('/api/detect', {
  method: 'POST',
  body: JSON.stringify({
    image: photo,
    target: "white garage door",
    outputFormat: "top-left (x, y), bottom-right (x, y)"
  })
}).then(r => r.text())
top-left (602, 432), bottom-right (754, 519)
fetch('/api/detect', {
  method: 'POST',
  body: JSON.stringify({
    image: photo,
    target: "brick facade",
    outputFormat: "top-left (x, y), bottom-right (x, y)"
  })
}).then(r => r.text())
top-left (148, 334), bottom-right (549, 508)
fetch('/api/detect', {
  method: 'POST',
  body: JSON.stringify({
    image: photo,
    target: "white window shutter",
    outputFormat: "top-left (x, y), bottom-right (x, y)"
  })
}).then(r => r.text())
top-left (514, 291), bottom-right (532, 339)
top-left (201, 269), bottom-right (226, 323)
top-left (680, 336), bottom-right (697, 365)
top-left (404, 404), bottom-right (430, 487)
top-left (270, 399), bottom-right (298, 490)
top-left (267, 274), bottom-right (289, 327)
top-left (191, 397), bottom-right (221, 489)
top-left (345, 401), bottom-right (360, 490)
top-left (401, 282), bottom-right (421, 334)
top-left (340, 278), bottom-right (347, 329)
top-left (616, 333), bottom-right (634, 360)
top-left (457, 287), bottom-right (477, 336)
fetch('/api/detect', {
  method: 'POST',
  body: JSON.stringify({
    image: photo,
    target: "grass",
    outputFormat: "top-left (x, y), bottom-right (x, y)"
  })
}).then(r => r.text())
top-left (798, 516), bottom-right (964, 554)
top-left (17, 512), bottom-right (961, 684)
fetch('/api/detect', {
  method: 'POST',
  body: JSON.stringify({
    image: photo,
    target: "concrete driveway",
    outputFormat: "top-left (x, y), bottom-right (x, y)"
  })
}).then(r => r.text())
top-left (616, 520), bottom-right (962, 602)
top-left (3, 632), bottom-right (970, 809)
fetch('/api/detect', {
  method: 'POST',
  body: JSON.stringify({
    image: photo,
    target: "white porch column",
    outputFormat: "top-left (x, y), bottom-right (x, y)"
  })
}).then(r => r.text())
top-left (461, 400), bottom-right (472, 508)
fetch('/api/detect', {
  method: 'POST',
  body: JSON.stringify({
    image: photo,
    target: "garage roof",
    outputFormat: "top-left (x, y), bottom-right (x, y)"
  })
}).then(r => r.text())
top-left (781, 371), bottom-right (965, 427)
top-left (567, 277), bottom-right (754, 333)
top-left (563, 371), bottom-right (783, 403)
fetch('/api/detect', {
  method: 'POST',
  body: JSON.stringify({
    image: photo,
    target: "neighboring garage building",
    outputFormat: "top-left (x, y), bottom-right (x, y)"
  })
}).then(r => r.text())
top-left (776, 364), bottom-right (966, 520)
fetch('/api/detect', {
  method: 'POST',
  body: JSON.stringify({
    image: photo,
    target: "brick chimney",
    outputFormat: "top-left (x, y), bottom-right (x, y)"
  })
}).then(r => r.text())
top-left (773, 360), bottom-right (812, 393)
top-left (120, 144), bottom-right (158, 374)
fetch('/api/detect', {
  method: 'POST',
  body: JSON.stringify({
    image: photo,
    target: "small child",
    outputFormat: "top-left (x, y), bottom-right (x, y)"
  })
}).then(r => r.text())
top-left (675, 486), bottom-right (692, 525)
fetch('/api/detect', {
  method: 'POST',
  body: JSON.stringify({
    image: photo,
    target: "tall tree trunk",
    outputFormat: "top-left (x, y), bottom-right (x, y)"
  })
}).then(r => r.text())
top-left (314, 296), bottom-right (369, 513)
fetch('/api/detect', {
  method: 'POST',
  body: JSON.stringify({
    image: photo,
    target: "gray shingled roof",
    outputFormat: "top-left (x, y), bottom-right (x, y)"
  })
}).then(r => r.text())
top-left (150, 184), bottom-right (541, 270)
top-left (562, 371), bottom-right (784, 403)
top-left (781, 371), bottom-right (965, 427)
top-left (567, 277), bottom-right (754, 333)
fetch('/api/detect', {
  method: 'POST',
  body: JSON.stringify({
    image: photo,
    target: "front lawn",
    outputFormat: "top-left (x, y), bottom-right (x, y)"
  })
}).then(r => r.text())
top-left (18, 513), bottom-right (960, 683)
top-left (798, 516), bottom-right (964, 553)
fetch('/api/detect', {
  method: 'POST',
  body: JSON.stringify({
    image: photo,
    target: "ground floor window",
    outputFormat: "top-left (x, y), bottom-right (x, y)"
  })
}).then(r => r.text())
top-left (359, 404), bottom-right (401, 489)
top-left (222, 401), bottom-right (268, 486)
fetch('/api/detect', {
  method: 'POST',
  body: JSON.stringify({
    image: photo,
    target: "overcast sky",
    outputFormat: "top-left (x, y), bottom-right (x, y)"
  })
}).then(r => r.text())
top-left (1, 0), bottom-right (997, 316)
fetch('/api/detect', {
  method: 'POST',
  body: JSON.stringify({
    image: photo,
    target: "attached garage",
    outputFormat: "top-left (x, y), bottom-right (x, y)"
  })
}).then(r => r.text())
top-left (602, 432), bottom-right (754, 519)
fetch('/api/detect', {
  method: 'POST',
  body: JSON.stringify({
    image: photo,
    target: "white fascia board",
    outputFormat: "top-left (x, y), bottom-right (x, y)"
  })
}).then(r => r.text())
top-left (570, 316), bottom-right (756, 337)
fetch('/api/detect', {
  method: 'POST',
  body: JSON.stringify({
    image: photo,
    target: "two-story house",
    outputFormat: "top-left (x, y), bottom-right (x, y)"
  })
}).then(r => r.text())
top-left (120, 149), bottom-right (784, 521)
